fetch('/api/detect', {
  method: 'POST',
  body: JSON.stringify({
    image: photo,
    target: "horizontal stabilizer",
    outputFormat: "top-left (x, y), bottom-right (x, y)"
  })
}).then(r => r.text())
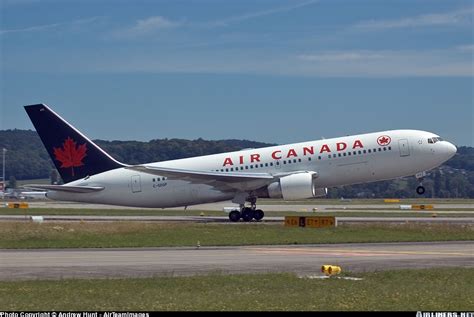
top-left (24, 184), bottom-right (105, 193)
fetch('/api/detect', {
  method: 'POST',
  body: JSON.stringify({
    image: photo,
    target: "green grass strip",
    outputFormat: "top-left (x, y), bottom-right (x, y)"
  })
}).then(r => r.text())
top-left (1, 222), bottom-right (472, 249)
top-left (0, 268), bottom-right (473, 311)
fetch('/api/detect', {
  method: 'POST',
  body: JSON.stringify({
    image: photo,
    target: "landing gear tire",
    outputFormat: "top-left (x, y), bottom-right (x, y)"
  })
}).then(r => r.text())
top-left (229, 210), bottom-right (241, 222)
top-left (254, 209), bottom-right (264, 221)
top-left (241, 207), bottom-right (254, 222)
top-left (416, 186), bottom-right (426, 195)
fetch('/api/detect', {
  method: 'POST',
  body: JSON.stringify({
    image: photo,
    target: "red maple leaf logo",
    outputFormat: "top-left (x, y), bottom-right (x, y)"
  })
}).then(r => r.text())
top-left (53, 137), bottom-right (87, 176)
top-left (377, 135), bottom-right (391, 146)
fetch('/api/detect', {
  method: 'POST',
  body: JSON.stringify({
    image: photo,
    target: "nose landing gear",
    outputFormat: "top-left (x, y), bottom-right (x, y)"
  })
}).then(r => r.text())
top-left (416, 185), bottom-right (426, 195)
top-left (415, 171), bottom-right (427, 195)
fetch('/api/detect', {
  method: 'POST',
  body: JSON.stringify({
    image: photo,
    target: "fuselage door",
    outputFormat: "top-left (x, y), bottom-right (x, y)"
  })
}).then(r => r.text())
top-left (131, 175), bottom-right (142, 193)
top-left (398, 139), bottom-right (410, 157)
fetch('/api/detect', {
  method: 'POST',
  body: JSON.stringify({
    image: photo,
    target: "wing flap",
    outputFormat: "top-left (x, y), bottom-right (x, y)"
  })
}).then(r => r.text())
top-left (126, 165), bottom-right (275, 182)
top-left (126, 165), bottom-right (276, 191)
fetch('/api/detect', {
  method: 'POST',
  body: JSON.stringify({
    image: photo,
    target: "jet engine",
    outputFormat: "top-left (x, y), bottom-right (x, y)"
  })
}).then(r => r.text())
top-left (266, 172), bottom-right (327, 200)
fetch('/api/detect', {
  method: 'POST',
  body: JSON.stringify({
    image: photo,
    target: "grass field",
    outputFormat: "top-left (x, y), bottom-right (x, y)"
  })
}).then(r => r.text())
top-left (1, 222), bottom-right (472, 249)
top-left (1, 268), bottom-right (472, 311)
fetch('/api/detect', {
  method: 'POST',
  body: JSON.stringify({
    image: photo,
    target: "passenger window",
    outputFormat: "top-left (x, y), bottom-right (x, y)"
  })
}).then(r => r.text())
top-left (294, 159), bottom-right (297, 163)
top-left (318, 156), bottom-right (321, 160)
top-left (358, 151), bottom-right (362, 154)
top-left (308, 157), bottom-right (312, 161)
top-left (363, 150), bottom-right (367, 154)
top-left (270, 162), bottom-right (273, 166)
top-left (328, 155), bottom-right (331, 159)
top-left (383, 147), bottom-right (387, 151)
top-left (276, 161), bottom-right (280, 165)
top-left (368, 149), bottom-right (371, 153)
top-left (388, 146), bottom-right (391, 150)
top-left (250, 165), bottom-right (253, 169)
top-left (265, 163), bottom-right (268, 167)
top-left (378, 148), bottom-right (382, 152)
top-left (225, 168), bottom-right (229, 172)
top-left (298, 158), bottom-right (301, 162)
top-left (240, 166), bottom-right (244, 170)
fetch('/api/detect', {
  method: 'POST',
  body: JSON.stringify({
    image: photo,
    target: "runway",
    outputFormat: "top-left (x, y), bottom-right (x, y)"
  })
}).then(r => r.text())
top-left (7, 200), bottom-right (474, 211)
top-left (1, 241), bottom-right (472, 280)
top-left (1, 214), bottom-right (473, 223)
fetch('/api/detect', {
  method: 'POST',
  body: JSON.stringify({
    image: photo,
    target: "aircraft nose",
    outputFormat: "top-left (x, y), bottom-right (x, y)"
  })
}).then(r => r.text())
top-left (445, 142), bottom-right (457, 159)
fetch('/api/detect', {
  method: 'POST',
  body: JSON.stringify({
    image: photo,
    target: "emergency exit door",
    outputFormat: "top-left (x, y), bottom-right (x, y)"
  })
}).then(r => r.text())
top-left (131, 175), bottom-right (142, 193)
top-left (398, 139), bottom-right (410, 157)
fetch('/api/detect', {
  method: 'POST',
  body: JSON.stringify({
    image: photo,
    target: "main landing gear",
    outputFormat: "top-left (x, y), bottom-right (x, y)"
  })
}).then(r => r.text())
top-left (228, 197), bottom-right (265, 222)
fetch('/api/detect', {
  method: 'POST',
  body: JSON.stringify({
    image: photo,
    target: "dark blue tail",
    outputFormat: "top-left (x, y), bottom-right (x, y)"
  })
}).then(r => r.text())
top-left (25, 104), bottom-right (125, 183)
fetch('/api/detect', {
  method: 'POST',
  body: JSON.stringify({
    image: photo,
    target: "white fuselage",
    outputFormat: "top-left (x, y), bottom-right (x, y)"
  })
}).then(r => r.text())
top-left (48, 129), bottom-right (457, 207)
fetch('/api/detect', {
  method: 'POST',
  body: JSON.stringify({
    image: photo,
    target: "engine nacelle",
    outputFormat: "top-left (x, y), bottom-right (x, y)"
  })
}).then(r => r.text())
top-left (267, 172), bottom-right (327, 200)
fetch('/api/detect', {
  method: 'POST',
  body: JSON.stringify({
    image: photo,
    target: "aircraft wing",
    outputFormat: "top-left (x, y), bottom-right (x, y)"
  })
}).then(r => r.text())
top-left (24, 184), bottom-right (105, 193)
top-left (126, 165), bottom-right (276, 191)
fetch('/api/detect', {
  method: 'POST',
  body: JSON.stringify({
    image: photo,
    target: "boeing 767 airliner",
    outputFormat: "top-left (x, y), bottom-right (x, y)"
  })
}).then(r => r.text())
top-left (25, 104), bottom-right (457, 221)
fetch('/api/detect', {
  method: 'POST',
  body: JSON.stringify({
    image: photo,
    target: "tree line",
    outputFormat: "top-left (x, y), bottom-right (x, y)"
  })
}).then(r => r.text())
top-left (1, 129), bottom-right (473, 198)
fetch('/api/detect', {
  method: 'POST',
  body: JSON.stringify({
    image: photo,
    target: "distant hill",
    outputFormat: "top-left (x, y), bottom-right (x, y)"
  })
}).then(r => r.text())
top-left (0, 129), bottom-right (273, 179)
top-left (0, 129), bottom-right (473, 198)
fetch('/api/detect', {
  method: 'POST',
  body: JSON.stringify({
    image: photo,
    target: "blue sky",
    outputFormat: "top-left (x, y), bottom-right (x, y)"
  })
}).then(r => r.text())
top-left (1, 0), bottom-right (473, 146)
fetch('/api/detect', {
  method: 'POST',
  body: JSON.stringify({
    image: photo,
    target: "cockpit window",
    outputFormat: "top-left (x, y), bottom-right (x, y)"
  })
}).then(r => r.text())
top-left (428, 137), bottom-right (444, 144)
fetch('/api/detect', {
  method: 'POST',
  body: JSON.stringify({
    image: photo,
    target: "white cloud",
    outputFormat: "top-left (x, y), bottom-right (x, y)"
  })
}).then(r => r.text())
top-left (115, 16), bottom-right (181, 38)
top-left (0, 17), bottom-right (103, 35)
top-left (355, 7), bottom-right (473, 30)
top-left (457, 44), bottom-right (474, 52)
top-left (64, 47), bottom-right (470, 78)
top-left (130, 16), bottom-right (180, 33)
top-left (298, 52), bottom-right (384, 62)
top-left (0, 23), bottom-right (61, 35)
top-left (295, 49), bottom-right (473, 77)
top-left (5, 45), bottom-right (472, 78)
top-left (209, 0), bottom-right (318, 27)
top-left (112, 1), bottom-right (317, 38)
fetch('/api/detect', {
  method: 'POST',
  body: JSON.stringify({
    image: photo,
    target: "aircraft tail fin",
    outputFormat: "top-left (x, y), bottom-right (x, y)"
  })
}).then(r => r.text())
top-left (24, 104), bottom-right (125, 183)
